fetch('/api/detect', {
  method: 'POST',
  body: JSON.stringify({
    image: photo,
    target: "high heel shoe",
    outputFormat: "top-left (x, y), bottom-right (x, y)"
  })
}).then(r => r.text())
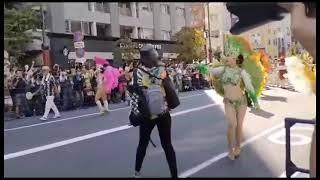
top-left (228, 150), bottom-right (235, 160)
top-left (234, 147), bottom-right (241, 158)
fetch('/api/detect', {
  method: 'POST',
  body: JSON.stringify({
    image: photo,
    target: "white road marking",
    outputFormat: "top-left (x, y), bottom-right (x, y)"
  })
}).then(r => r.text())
top-left (267, 126), bottom-right (313, 146)
top-left (178, 123), bottom-right (284, 178)
top-left (4, 103), bottom-right (218, 160)
top-left (4, 92), bottom-right (206, 132)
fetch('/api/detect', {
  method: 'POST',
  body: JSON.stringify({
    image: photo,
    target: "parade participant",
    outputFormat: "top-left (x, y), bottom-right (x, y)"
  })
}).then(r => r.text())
top-left (94, 64), bottom-right (109, 115)
top-left (228, 2), bottom-right (316, 176)
top-left (40, 66), bottom-right (61, 121)
top-left (130, 44), bottom-right (178, 178)
top-left (209, 55), bottom-right (259, 160)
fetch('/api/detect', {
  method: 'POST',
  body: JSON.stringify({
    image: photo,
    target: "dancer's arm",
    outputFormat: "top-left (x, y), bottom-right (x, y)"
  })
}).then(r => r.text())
top-left (241, 69), bottom-right (259, 108)
top-left (208, 66), bottom-right (224, 76)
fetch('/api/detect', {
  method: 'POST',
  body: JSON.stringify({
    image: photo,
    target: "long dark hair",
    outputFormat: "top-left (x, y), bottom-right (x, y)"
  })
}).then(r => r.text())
top-left (237, 54), bottom-right (244, 67)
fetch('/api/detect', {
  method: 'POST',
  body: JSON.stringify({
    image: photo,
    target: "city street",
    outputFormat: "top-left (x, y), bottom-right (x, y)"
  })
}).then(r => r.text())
top-left (4, 88), bottom-right (315, 178)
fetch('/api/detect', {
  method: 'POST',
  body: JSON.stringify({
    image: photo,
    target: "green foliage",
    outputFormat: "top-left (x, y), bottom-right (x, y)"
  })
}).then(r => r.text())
top-left (114, 37), bottom-right (139, 65)
top-left (4, 5), bottom-right (40, 60)
top-left (174, 27), bottom-right (206, 64)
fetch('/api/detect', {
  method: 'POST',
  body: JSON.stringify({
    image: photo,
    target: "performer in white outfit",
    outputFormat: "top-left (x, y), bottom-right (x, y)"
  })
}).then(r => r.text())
top-left (40, 66), bottom-right (61, 121)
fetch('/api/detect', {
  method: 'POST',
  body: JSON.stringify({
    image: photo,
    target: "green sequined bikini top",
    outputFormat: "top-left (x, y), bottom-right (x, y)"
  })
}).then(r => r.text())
top-left (220, 66), bottom-right (242, 86)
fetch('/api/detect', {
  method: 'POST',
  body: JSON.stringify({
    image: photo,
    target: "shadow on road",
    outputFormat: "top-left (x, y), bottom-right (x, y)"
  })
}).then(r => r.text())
top-left (249, 108), bottom-right (274, 119)
top-left (192, 139), bottom-right (280, 177)
top-left (260, 95), bottom-right (287, 102)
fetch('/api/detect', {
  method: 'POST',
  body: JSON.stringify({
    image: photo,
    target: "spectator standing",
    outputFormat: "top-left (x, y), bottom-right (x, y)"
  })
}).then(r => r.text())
top-left (12, 70), bottom-right (28, 118)
top-left (73, 69), bottom-right (85, 108)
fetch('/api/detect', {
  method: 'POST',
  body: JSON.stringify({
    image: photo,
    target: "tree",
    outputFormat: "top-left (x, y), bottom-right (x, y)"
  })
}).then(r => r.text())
top-left (114, 37), bottom-right (139, 65)
top-left (174, 27), bottom-right (206, 64)
top-left (4, 5), bottom-right (40, 61)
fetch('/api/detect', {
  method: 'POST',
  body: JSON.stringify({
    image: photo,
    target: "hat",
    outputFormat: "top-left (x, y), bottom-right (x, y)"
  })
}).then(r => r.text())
top-left (42, 66), bottom-right (50, 71)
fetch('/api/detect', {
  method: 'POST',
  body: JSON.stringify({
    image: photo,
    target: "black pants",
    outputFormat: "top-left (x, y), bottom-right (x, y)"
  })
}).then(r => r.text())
top-left (135, 112), bottom-right (178, 177)
top-left (27, 95), bottom-right (44, 116)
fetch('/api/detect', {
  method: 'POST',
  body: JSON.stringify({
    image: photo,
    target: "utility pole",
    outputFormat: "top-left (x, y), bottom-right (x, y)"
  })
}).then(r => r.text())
top-left (206, 2), bottom-right (212, 63)
top-left (40, 3), bottom-right (50, 66)
top-left (40, 3), bottom-right (46, 47)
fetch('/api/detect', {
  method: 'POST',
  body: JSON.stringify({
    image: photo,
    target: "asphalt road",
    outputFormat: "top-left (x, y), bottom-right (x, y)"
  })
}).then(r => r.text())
top-left (4, 88), bottom-right (316, 178)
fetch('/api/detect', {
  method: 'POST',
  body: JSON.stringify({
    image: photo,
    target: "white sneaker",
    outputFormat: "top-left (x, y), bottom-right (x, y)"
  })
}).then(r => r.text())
top-left (53, 115), bottom-right (61, 119)
top-left (40, 117), bottom-right (47, 121)
top-left (99, 110), bottom-right (105, 116)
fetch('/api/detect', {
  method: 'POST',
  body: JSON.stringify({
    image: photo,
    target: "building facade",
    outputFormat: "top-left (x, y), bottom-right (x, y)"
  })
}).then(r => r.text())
top-left (237, 13), bottom-right (291, 60)
top-left (205, 3), bottom-right (231, 60)
top-left (36, 2), bottom-right (193, 66)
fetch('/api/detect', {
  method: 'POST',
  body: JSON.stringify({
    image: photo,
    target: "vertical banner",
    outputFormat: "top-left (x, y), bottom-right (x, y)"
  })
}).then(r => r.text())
top-left (73, 31), bottom-right (86, 64)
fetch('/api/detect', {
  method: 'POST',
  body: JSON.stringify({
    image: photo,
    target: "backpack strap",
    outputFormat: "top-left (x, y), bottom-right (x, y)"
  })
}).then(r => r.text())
top-left (138, 67), bottom-right (161, 80)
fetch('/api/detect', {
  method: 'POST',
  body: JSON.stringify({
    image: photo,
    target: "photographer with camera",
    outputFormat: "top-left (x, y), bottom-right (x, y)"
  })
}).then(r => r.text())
top-left (130, 44), bottom-right (178, 178)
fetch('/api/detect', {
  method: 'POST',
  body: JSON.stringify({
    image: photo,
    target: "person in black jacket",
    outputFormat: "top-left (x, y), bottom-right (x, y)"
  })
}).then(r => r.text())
top-left (59, 70), bottom-right (74, 111)
top-left (73, 69), bottom-right (85, 108)
top-left (132, 44), bottom-right (178, 178)
top-left (12, 70), bottom-right (28, 118)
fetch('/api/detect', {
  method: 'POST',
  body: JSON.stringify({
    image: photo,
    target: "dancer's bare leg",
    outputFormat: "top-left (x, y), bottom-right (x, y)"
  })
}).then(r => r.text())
top-left (235, 101), bottom-right (247, 156)
top-left (224, 101), bottom-right (237, 160)
top-left (95, 88), bottom-right (104, 113)
top-left (101, 90), bottom-right (109, 112)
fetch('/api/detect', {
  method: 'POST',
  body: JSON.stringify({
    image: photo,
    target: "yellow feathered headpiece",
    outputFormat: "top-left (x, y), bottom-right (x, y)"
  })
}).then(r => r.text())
top-left (285, 51), bottom-right (316, 94)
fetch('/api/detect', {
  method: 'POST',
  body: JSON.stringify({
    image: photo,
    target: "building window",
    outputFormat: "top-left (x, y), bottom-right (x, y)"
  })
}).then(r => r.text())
top-left (140, 2), bottom-right (152, 12)
top-left (211, 30), bottom-right (220, 38)
top-left (82, 22), bottom-right (91, 35)
top-left (95, 2), bottom-right (103, 12)
top-left (268, 39), bottom-right (271, 45)
top-left (160, 4), bottom-right (170, 15)
top-left (94, 2), bottom-right (109, 13)
top-left (65, 20), bottom-right (71, 33)
top-left (120, 26), bottom-right (133, 38)
top-left (176, 7), bottom-right (185, 17)
top-left (161, 30), bottom-right (171, 40)
top-left (65, 20), bottom-right (92, 35)
top-left (71, 20), bottom-right (82, 33)
top-left (96, 23), bottom-right (111, 38)
top-left (119, 2), bottom-right (132, 16)
top-left (140, 28), bottom-right (154, 40)
top-left (88, 3), bottom-right (93, 11)
top-left (273, 39), bottom-right (277, 46)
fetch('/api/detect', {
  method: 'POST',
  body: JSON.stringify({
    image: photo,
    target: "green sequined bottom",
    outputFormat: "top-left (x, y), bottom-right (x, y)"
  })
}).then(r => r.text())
top-left (224, 95), bottom-right (246, 110)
